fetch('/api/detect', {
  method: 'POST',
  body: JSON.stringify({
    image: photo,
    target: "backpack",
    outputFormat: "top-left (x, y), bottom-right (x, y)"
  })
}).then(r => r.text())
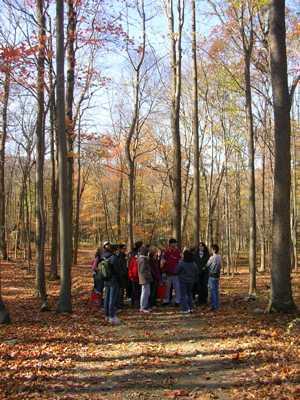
top-left (98, 258), bottom-right (113, 281)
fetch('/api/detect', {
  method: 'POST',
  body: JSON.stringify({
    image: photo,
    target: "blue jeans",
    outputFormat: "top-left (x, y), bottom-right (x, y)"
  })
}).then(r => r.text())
top-left (208, 277), bottom-right (219, 310)
top-left (140, 283), bottom-right (150, 310)
top-left (164, 275), bottom-right (181, 304)
top-left (104, 283), bottom-right (119, 318)
top-left (179, 281), bottom-right (193, 312)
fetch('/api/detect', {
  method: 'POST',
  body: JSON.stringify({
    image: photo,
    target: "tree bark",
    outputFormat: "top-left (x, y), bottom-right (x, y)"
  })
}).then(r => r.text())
top-left (73, 117), bottom-right (82, 265)
top-left (116, 174), bottom-right (123, 241)
top-left (0, 69), bottom-right (10, 260)
top-left (191, 0), bottom-right (200, 247)
top-left (56, 0), bottom-right (72, 313)
top-left (125, 0), bottom-right (146, 251)
top-left (35, 0), bottom-right (48, 309)
top-left (243, 35), bottom-right (257, 297)
top-left (268, 0), bottom-right (296, 312)
top-left (49, 52), bottom-right (59, 280)
top-left (168, 0), bottom-right (184, 247)
top-left (66, 0), bottom-right (77, 260)
top-left (259, 140), bottom-right (266, 272)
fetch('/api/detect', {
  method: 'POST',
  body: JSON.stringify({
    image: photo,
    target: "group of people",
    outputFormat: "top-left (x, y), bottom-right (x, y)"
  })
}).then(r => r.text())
top-left (91, 239), bottom-right (222, 325)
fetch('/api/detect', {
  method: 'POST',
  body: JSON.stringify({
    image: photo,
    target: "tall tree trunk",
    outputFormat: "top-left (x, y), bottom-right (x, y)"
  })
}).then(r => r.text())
top-left (56, 0), bottom-right (72, 313)
top-left (0, 69), bottom-right (10, 260)
top-left (268, 0), bottom-right (295, 312)
top-left (125, 0), bottom-right (146, 251)
top-left (191, 0), bottom-right (200, 247)
top-left (126, 161), bottom-right (135, 250)
top-left (49, 55), bottom-right (59, 280)
top-left (291, 100), bottom-right (298, 270)
top-left (73, 117), bottom-right (82, 265)
top-left (259, 141), bottom-right (266, 272)
top-left (168, 0), bottom-right (184, 247)
top-left (116, 174), bottom-right (123, 241)
top-left (66, 0), bottom-right (76, 260)
top-left (35, 0), bottom-right (48, 309)
top-left (244, 53), bottom-right (257, 297)
top-left (224, 142), bottom-right (231, 274)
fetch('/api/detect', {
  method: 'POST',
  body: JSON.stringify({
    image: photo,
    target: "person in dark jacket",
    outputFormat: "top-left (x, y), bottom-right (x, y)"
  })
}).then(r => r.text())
top-left (138, 245), bottom-right (153, 313)
top-left (102, 242), bottom-right (122, 324)
top-left (92, 247), bottom-right (103, 295)
top-left (149, 246), bottom-right (162, 308)
top-left (177, 249), bottom-right (198, 314)
top-left (128, 241), bottom-right (143, 307)
top-left (193, 242), bottom-right (210, 305)
top-left (116, 244), bottom-right (128, 308)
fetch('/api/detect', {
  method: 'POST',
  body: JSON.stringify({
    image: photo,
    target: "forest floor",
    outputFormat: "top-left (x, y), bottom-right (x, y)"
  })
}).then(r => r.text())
top-left (0, 251), bottom-right (300, 400)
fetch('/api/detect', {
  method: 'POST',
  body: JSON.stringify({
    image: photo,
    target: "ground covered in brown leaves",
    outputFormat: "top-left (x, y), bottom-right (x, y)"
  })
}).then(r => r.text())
top-left (0, 252), bottom-right (299, 400)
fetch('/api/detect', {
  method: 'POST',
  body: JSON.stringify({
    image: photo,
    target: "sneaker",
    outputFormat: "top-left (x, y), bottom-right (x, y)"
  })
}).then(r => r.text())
top-left (140, 309), bottom-right (151, 314)
top-left (181, 310), bottom-right (190, 314)
top-left (162, 302), bottom-right (170, 306)
top-left (108, 317), bottom-right (121, 325)
top-left (174, 303), bottom-right (180, 307)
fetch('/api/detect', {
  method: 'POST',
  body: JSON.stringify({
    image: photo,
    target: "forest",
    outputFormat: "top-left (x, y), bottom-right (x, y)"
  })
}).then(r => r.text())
top-left (0, 0), bottom-right (299, 399)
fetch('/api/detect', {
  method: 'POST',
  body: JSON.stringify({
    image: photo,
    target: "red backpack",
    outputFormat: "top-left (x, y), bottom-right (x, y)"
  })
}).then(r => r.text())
top-left (128, 255), bottom-right (139, 282)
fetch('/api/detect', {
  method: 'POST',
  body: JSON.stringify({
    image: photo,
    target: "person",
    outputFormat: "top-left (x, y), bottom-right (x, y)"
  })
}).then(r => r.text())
top-left (149, 246), bottom-right (162, 308)
top-left (193, 242), bottom-right (210, 305)
top-left (161, 238), bottom-right (181, 306)
top-left (128, 241), bottom-right (143, 307)
top-left (138, 245), bottom-right (153, 313)
top-left (176, 248), bottom-right (198, 314)
top-left (101, 241), bottom-right (113, 260)
top-left (116, 244), bottom-right (128, 308)
top-left (91, 247), bottom-right (104, 296)
top-left (101, 242), bottom-right (122, 324)
top-left (207, 244), bottom-right (222, 311)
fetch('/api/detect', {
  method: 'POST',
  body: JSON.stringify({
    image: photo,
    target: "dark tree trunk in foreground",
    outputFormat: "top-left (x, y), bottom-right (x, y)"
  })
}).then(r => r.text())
top-left (35, 0), bottom-right (48, 309)
top-left (192, 0), bottom-right (200, 247)
top-left (56, 0), bottom-right (72, 313)
top-left (268, 0), bottom-right (295, 312)
top-left (66, 0), bottom-right (77, 261)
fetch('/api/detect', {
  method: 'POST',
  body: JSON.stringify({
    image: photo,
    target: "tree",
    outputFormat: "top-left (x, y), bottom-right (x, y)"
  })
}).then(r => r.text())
top-left (0, 67), bottom-right (10, 260)
top-left (125, 0), bottom-right (146, 250)
top-left (56, 0), bottom-right (72, 313)
top-left (268, 0), bottom-right (296, 312)
top-left (166, 0), bottom-right (185, 246)
top-left (66, 0), bottom-right (77, 260)
top-left (191, 0), bottom-right (200, 247)
top-left (35, 0), bottom-right (48, 310)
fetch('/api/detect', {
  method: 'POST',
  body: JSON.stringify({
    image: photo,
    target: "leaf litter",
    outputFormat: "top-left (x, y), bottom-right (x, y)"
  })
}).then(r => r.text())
top-left (0, 254), bottom-right (299, 400)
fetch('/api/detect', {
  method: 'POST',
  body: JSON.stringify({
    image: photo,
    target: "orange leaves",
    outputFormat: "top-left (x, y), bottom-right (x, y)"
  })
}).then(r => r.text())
top-left (209, 38), bottom-right (226, 58)
top-left (165, 389), bottom-right (190, 398)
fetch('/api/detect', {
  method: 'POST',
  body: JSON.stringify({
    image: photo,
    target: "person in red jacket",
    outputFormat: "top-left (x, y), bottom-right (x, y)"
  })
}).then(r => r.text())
top-left (161, 238), bottom-right (181, 306)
